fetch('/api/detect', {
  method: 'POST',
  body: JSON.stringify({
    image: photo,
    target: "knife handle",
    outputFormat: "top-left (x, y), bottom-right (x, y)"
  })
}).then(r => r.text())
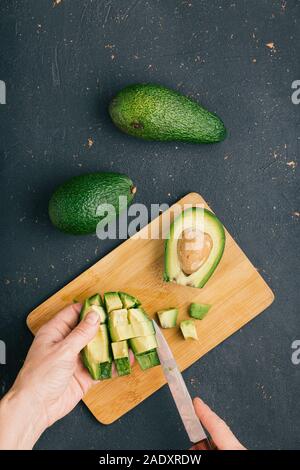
top-left (191, 437), bottom-right (216, 450)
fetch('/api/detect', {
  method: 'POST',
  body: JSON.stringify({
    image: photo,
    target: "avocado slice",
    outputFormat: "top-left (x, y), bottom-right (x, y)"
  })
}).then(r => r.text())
top-left (108, 308), bottom-right (135, 341)
top-left (80, 300), bottom-right (112, 380)
top-left (108, 318), bottom-right (134, 342)
top-left (104, 292), bottom-right (123, 313)
top-left (88, 293), bottom-right (107, 323)
top-left (189, 303), bottom-right (211, 320)
top-left (111, 341), bottom-right (131, 376)
top-left (129, 335), bottom-right (158, 354)
top-left (109, 309), bottom-right (129, 325)
top-left (157, 308), bottom-right (178, 328)
top-left (127, 308), bottom-right (154, 336)
top-left (131, 321), bottom-right (155, 337)
top-left (164, 208), bottom-right (225, 288)
top-left (180, 320), bottom-right (198, 340)
top-left (109, 83), bottom-right (227, 144)
top-left (127, 307), bottom-right (150, 323)
top-left (119, 292), bottom-right (141, 309)
top-left (129, 335), bottom-right (160, 370)
top-left (89, 294), bottom-right (102, 306)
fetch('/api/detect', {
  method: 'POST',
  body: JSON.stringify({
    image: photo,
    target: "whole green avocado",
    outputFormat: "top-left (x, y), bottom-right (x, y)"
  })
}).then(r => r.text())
top-left (109, 83), bottom-right (227, 144)
top-left (49, 172), bottom-right (136, 235)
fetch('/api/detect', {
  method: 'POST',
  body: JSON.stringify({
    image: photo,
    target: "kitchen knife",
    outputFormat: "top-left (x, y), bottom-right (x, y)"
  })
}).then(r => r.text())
top-left (153, 320), bottom-right (212, 449)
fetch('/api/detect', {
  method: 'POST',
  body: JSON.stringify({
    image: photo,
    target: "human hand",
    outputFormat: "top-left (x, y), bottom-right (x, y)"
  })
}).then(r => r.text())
top-left (192, 397), bottom-right (246, 450)
top-left (0, 304), bottom-right (133, 449)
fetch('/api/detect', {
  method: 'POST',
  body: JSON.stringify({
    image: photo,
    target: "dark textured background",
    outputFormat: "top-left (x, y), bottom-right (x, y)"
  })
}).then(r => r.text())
top-left (0, 0), bottom-right (299, 450)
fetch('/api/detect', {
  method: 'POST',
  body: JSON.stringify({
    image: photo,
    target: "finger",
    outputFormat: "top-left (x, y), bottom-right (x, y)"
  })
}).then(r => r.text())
top-left (75, 356), bottom-right (99, 394)
top-left (129, 349), bottom-right (135, 366)
top-left (63, 309), bottom-right (101, 354)
top-left (36, 303), bottom-right (82, 343)
top-left (193, 398), bottom-right (245, 450)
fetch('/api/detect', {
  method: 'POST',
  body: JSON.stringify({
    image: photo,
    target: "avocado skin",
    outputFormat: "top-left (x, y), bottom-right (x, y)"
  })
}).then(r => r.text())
top-left (109, 83), bottom-right (227, 144)
top-left (49, 172), bottom-right (135, 235)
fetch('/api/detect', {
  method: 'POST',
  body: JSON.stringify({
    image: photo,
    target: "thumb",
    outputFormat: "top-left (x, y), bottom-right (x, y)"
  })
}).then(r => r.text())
top-left (64, 310), bottom-right (100, 354)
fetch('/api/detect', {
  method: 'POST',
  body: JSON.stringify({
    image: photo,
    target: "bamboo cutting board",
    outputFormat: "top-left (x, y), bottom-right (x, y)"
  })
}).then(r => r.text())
top-left (27, 193), bottom-right (274, 424)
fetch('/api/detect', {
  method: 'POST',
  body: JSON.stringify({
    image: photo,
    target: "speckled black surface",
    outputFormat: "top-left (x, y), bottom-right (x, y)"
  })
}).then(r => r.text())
top-left (0, 0), bottom-right (299, 450)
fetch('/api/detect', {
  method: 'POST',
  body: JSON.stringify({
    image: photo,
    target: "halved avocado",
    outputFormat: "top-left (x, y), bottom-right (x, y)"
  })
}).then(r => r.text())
top-left (164, 207), bottom-right (225, 288)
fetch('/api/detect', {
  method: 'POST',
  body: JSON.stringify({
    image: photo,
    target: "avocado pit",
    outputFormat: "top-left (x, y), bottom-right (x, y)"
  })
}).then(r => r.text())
top-left (177, 228), bottom-right (213, 275)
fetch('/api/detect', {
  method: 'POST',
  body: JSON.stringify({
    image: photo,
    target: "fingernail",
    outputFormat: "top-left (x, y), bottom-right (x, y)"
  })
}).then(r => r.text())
top-left (85, 311), bottom-right (100, 325)
top-left (194, 397), bottom-right (202, 405)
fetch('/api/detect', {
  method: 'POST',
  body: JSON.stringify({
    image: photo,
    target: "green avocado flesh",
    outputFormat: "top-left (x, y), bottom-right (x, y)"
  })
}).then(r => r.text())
top-left (136, 350), bottom-right (160, 371)
top-left (80, 325), bottom-right (111, 380)
top-left (109, 322), bottom-right (134, 342)
top-left (109, 308), bottom-right (154, 340)
top-left (88, 294), bottom-right (107, 323)
top-left (48, 172), bottom-right (136, 235)
top-left (157, 308), bottom-right (178, 328)
top-left (164, 208), bottom-right (225, 288)
top-left (119, 292), bottom-right (141, 309)
top-left (80, 292), bottom-right (160, 379)
top-left (104, 292), bottom-right (123, 313)
top-left (180, 320), bottom-right (198, 340)
top-left (109, 309), bottom-right (129, 325)
top-left (129, 335), bottom-right (158, 354)
top-left (109, 83), bottom-right (227, 144)
top-left (189, 303), bottom-right (211, 320)
top-left (80, 299), bottom-right (111, 380)
top-left (111, 341), bottom-right (131, 376)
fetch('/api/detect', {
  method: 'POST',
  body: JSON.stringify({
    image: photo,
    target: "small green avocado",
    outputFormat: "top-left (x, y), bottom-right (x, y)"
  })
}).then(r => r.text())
top-left (48, 172), bottom-right (136, 235)
top-left (164, 208), bottom-right (225, 288)
top-left (109, 83), bottom-right (227, 144)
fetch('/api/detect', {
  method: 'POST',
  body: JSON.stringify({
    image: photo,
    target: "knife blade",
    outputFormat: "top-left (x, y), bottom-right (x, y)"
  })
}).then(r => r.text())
top-left (153, 320), bottom-right (211, 447)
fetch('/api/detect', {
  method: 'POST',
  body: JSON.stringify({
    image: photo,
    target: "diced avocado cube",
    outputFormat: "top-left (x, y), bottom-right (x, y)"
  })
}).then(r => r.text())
top-left (128, 307), bottom-right (149, 324)
top-left (131, 321), bottom-right (155, 337)
top-left (119, 292), bottom-right (141, 309)
top-left (157, 308), bottom-right (178, 328)
top-left (189, 303), bottom-right (211, 320)
top-left (109, 321), bottom-right (134, 342)
top-left (100, 361), bottom-right (112, 380)
top-left (136, 350), bottom-right (160, 370)
top-left (104, 292), bottom-right (123, 313)
top-left (115, 357), bottom-right (131, 376)
top-left (180, 320), bottom-right (198, 340)
top-left (111, 341), bottom-right (131, 376)
top-left (89, 293), bottom-right (103, 306)
top-left (111, 341), bottom-right (129, 359)
top-left (129, 335), bottom-right (158, 354)
top-left (109, 309), bottom-right (129, 325)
